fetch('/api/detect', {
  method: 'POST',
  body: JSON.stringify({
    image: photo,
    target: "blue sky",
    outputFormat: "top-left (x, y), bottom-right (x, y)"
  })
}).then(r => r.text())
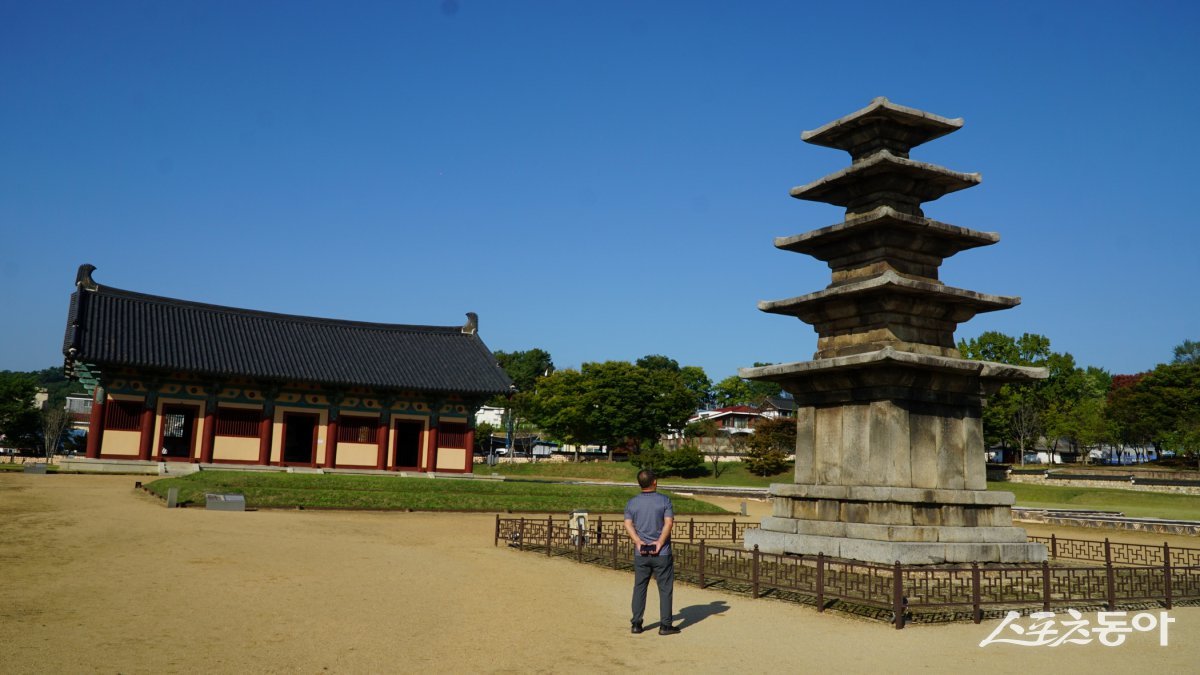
top-left (2, 1), bottom-right (1197, 383)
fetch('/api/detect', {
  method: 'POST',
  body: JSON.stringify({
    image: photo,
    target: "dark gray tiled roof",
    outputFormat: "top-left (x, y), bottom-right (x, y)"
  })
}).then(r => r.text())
top-left (63, 266), bottom-right (512, 396)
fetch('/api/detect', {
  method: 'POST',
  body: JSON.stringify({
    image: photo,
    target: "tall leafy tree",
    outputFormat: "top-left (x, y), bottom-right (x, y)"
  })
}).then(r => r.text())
top-left (743, 417), bottom-right (794, 476)
top-left (958, 332), bottom-right (1084, 464)
top-left (489, 348), bottom-right (555, 441)
top-left (493, 349), bottom-right (554, 394)
top-left (634, 354), bottom-right (679, 372)
top-left (0, 372), bottom-right (41, 451)
top-left (527, 359), bottom-right (697, 459)
top-left (1109, 362), bottom-right (1200, 468)
top-left (678, 366), bottom-right (713, 410)
top-left (712, 364), bottom-right (781, 407)
top-left (1173, 339), bottom-right (1200, 365)
top-left (1054, 366), bottom-right (1112, 457)
top-left (635, 355), bottom-right (711, 410)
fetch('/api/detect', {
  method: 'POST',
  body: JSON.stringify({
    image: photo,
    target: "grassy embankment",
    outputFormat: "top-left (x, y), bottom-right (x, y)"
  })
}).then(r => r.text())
top-left (478, 461), bottom-right (1200, 521)
top-left (145, 470), bottom-right (730, 514)
top-left (0, 461), bottom-right (57, 472)
top-left (473, 460), bottom-right (788, 488)
top-left (992, 481), bottom-right (1200, 520)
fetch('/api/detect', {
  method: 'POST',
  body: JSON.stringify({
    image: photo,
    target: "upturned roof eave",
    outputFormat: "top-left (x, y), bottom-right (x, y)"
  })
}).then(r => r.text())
top-left (773, 205), bottom-right (1000, 254)
top-left (739, 348), bottom-right (1048, 383)
top-left (789, 151), bottom-right (980, 204)
top-left (800, 97), bottom-right (964, 149)
top-left (68, 353), bottom-right (513, 397)
top-left (757, 271), bottom-right (1020, 317)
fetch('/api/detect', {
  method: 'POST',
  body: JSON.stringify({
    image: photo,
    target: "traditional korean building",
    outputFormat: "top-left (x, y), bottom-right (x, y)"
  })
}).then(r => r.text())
top-left (62, 264), bottom-right (512, 473)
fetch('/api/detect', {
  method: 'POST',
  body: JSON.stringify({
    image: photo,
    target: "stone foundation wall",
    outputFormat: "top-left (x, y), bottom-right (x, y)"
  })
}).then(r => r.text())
top-left (1003, 473), bottom-right (1200, 496)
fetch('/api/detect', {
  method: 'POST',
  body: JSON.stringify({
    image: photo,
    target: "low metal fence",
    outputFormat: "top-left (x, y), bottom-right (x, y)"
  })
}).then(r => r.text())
top-left (1031, 533), bottom-right (1200, 568)
top-left (495, 516), bottom-right (1200, 629)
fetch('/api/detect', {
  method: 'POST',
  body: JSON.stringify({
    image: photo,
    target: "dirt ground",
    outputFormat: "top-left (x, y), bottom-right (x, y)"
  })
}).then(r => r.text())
top-left (2, 475), bottom-right (1198, 674)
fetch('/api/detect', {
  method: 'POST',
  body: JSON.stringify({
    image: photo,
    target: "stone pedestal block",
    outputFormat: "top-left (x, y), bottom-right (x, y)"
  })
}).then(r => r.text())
top-left (749, 482), bottom-right (1045, 564)
top-left (745, 527), bottom-right (1047, 565)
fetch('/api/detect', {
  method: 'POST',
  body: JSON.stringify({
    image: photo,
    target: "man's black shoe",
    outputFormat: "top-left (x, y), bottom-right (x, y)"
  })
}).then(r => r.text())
top-left (658, 624), bottom-right (681, 635)
top-left (631, 621), bottom-right (644, 634)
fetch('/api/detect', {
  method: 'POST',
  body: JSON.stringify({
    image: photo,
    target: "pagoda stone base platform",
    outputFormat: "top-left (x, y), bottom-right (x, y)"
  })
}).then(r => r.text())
top-left (744, 483), bottom-right (1047, 564)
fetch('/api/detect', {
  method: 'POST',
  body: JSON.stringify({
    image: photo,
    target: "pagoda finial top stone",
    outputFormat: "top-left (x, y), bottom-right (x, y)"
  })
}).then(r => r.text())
top-left (801, 97), bottom-right (964, 161)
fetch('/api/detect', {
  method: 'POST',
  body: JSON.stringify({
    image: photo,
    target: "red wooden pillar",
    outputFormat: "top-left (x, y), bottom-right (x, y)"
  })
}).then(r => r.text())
top-left (257, 404), bottom-right (274, 466)
top-left (86, 387), bottom-right (105, 459)
top-left (325, 413), bottom-right (339, 469)
top-left (200, 402), bottom-right (216, 464)
top-left (375, 414), bottom-right (389, 470)
top-left (136, 396), bottom-right (155, 461)
top-left (464, 427), bottom-right (475, 472)
top-left (425, 420), bottom-right (439, 473)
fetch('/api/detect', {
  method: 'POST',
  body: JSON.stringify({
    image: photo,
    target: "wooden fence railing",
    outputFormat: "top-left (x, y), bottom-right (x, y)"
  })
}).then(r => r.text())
top-left (495, 516), bottom-right (1200, 629)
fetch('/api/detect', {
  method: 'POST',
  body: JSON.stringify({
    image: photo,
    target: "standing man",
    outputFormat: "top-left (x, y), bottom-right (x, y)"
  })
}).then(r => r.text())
top-left (623, 468), bottom-right (680, 635)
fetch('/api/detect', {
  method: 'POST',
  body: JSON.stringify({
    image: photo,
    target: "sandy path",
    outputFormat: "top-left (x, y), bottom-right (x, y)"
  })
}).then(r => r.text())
top-left (2, 474), bottom-right (1198, 674)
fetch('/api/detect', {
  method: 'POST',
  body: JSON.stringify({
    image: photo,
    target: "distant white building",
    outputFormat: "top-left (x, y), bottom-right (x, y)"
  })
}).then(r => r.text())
top-left (475, 405), bottom-right (505, 428)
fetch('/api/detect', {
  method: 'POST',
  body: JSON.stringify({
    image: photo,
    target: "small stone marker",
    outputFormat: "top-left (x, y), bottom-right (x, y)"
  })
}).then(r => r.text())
top-left (740, 501), bottom-right (748, 517)
top-left (23, 463), bottom-right (48, 474)
top-left (205, 493), bottom-right (246, 511)
top-left (166, 486), bottom-right (179, 508)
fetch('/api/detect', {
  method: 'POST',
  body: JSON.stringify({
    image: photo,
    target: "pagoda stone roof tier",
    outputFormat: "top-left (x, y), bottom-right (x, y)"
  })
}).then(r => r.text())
top-left (774, 206), bottom-right (999, 283)
top-left (790, 150), bottom-right (979, 217)
top-left (758, 272), bottom-right (1019, 359)
top-left (801, 97), bottom-right (964, 161)
top-left (739, 348), bottom-right (1046, 407)
top-left (759, 271), bottom-right (1019, 321)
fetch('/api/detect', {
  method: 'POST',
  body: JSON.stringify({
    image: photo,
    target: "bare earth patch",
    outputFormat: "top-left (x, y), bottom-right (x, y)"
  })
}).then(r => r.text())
top-left (2, 474), bottom-right (1198, 673)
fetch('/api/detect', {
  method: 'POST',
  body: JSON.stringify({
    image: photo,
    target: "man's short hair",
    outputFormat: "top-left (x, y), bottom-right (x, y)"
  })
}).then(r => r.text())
top-left (637, 469), bottom-right (656, 489)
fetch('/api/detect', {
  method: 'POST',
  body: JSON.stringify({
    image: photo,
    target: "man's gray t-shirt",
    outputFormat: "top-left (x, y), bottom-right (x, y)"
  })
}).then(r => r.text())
top-left (624, 491), bottom-right (674, 557)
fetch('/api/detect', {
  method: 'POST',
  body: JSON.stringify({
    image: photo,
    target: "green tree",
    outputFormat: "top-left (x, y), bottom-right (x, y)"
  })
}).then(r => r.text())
top-left (27, 367), bottom-right (85, 408)
top-left (526, 368), bottom-right (589, 451)
top-left (527, 360), bottom-right (697, 459)
top-left (1173, 339), bottom-right (1200, 365)
top-left (712, 365), bottom-right (780, 407)
top-left (1110, 363), bottom-right (1200, 468)
top-left (474, 421), bottom-right (497, 453)
top-left (0, 372), bottom-right (41, 452)
top-left (684, 417), bottom-right (732, 478)
top-left (489, 349), bottom-right (555, 450)
top-left (635, 354), bottom-right (679, 372)
top-left (743, 416), bottom-right (793, 476)
top-left (636, 356), bottom-right (711, 410)
top-left (630, 443), bottom-right (706, 478)
top-left (1105, 373), bottom-right (1155, 454)
top-left (662, 444), bottom-right (705, 476)
top-left (494, 348), bottom-right (555, 393)
top-left (958, 332), bottom-right (1096, 465)
top-left (678, 366), bottom-right (712, 410)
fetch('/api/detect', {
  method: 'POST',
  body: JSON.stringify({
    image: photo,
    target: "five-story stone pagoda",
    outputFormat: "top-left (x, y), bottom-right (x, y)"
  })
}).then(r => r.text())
top-left (742, 98), bottom-right (1047, 564)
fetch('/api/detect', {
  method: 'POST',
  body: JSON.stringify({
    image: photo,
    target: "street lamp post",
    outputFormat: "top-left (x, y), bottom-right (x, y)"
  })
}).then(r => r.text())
top-left (505, 385), bottom-right (517, 463)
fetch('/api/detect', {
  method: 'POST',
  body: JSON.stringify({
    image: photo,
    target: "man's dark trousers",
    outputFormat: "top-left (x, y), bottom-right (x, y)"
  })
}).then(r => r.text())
top-left (631, 553), bottom-right (674, 626)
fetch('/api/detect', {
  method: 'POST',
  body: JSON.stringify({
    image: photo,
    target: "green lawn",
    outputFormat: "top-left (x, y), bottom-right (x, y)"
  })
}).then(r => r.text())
top-left (0, 461), bottom-right (57, 472)
top-left (990, 481), bottom-right (1200, 520)
top-left (145, 470), bottom-right (731, 514)
top-left (473, 459), bottom-right (790, 488)
top-left (474, 461), bottom-right (1200, 521)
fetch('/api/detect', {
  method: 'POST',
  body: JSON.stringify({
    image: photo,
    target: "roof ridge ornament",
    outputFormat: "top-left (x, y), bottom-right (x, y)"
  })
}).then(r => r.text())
top-left (462, 312), bottom-right (478, 335)
top-left (76, 264), bottom-right (98, 291)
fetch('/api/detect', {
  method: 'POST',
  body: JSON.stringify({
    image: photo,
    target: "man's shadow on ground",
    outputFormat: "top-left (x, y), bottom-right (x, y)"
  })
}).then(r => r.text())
top-left (674, 601), bottom-right (730, 629)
